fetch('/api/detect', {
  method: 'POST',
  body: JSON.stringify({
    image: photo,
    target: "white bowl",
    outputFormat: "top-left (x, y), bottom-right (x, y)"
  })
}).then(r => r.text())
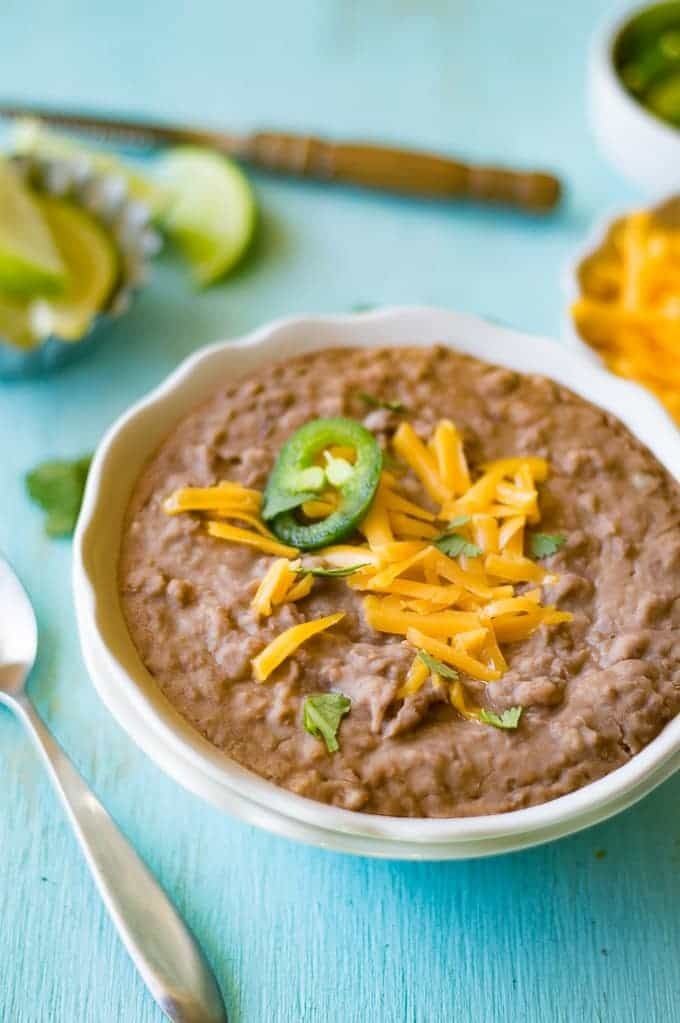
top-left (73, 307), bottom-right (680, 859)
top-left (561, 199), bottom-right (680, 417)
top-left (589, 2), bottom-right (680, 193)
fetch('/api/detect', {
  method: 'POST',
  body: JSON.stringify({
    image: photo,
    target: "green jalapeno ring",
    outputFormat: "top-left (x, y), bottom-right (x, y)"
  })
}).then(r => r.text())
top-left (262, 417), bottom-right (382, 550)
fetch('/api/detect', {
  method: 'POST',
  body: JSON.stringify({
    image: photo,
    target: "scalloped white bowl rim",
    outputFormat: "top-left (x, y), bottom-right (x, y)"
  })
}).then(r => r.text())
top-left (73, 306), bottom-right (680, 855)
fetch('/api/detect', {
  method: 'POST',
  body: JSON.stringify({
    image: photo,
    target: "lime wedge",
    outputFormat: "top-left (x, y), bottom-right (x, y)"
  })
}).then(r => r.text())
top-left (12, 117), bottom-right (170, 218)
top-left (157, 147), bottom-right (256, 287)
top-left (0, 158), bottom-right (66, 297)
top-left (30, 197), bottom-right (118, 341)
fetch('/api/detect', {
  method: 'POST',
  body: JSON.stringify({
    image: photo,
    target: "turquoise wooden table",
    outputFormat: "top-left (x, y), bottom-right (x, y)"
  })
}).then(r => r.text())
top-left (1, 2), bottom-right (679, 1020)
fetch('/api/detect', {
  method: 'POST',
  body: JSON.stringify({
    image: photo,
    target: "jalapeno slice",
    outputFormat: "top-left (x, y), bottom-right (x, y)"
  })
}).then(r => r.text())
top-left (262, 417), bottom-right (382, 550)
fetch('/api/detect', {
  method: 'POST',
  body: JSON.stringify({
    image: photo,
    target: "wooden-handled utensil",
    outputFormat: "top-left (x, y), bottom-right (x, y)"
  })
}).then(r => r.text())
top-left (0, 102), bottom-right (562, 214)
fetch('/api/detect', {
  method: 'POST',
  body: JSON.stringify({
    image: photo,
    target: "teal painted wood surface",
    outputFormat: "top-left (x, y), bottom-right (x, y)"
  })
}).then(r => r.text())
top-left (1, 2), bottom-right (679, 1021)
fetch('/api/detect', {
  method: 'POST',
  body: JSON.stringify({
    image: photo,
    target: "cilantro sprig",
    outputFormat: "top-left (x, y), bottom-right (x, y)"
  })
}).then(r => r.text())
top-left (301, 563), bottom-right (370, 578)
top-left (357, 392), bottom-right (406, 413)
top-left (530, 533), bottom-right (566, 558)
top-left (262, 490), bottom-right (318, 518)
top-left (26, 455), bottom-right (92, 537)
top-left (479, 706), bottom-right (523, 730)
top-left (417, 649), bottom-right (459, 680)
top-left (303, 692), bottom-right (351, 753)
top-left (434, 532), bottom-right (482, 558)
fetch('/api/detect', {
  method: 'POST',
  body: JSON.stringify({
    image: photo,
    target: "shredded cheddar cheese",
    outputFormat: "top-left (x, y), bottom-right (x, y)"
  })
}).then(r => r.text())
top-left (393, 422), bottom-right (453, 505)
top-left (481, 589), bottom-right (541, 618)
top-left (164, 482), bottom-right (262, 515)
top-left (301, 498), bottom-right (337, 518)
top-left (454, 627), bottom-right (489, 654)
top-left (471, 514), bottom-right (499, 555)
top-left (480, 628), bottom-right (508, 674)
top-left (251, 558), bottom-right (298, 618)
top-left (206, 521), bottom-right (298, 558)
top-left (371, 578), bottom-right (463, 605)
top-left (571, 208), bottom-right (680, 423)
top-left (211, 510), bottom-right (279, 537)
top-left (163, 417), bottom-right (572, 706)
top-left (358, 484), bottom-right (394, 547)
top-left (374, 541), bottom-right (427, 564)
top-left (484, 553), bottom-right (545, 583)
top-left (382, 488), bottom-right (435, 522)
top-left (491, 609), bottom-right (546, 643)
top-left (251, 612), bottom-right (345, 682)
top-left (360, 547), bottom-right (432, 590)
top-left (498, 515), bottom-right (525, 553)
top-left (363, 597), bottom-right (482, 640)
top-left (431, 419), bottom-right (471, 495)
top-left (388, 512), bottom-right (440, 540)
top-left (449, 680), bottom-right (481, 720)
top-left (285, 574), bottom-right (315, 602)
top-left (482, 456), bottom-right (548, 481)
top-left (442, 465), bottom-right (506, 517)
top-left (405, 628), bottom-right (501, 682)
top-left (396, 655), bottom-right (430, 699)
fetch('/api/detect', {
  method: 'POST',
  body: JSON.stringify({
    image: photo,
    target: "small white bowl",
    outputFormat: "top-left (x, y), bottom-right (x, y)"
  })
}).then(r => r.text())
top-left (589, 2), bottom-right (680, 193)
top-left (73, 307), bottom-right (680, 860)
top-left (562, 199), bottom-right (680, 422)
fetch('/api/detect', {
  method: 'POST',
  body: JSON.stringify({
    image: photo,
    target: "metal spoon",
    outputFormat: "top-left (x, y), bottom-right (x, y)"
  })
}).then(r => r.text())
top-left (0, 555), bottom-right (227, 1023)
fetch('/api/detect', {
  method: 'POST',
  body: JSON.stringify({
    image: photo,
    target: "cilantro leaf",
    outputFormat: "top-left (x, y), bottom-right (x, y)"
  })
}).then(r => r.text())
top-left (26, 455), bottom-right (92, 537)
top-left (357, 392), bottom-right (406, 413)
top-left (303, 692), bottom-right (351, 753)
top-left (479, 706), bottom-right (523, 730)
top-left (262, 489), bottom-right (320, 519)
top-left (530, 533), bottom-right (566, 559)
top-left (301, 563), bottom-right (370, 578)
top-left (417, 649), bottom-right (459, 680)
top-left (262, 466), bottom-right (327, 520)
top-left (434, 532), bottom-right (482, 558)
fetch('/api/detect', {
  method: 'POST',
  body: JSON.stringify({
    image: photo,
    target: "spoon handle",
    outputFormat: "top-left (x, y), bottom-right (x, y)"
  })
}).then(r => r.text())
top-left (10, 693), bottom-right (227, 1023)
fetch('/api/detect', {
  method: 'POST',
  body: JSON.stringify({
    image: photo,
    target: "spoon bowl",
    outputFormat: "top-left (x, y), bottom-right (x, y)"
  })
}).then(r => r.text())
top-left (0, 553), bottom-right (228, 1022)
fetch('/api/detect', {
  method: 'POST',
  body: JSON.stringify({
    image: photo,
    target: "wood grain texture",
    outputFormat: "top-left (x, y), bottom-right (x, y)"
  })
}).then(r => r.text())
top-left (1, 1), bottom-right (679, 1020)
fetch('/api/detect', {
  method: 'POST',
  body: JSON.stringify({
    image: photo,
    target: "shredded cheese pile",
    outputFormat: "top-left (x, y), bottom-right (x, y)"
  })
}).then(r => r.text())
top-left (164, 483), bottom-right (298, 558)
top-left (163, 418), bottom-right (572, 712)
top-left (571, 209), bottom-right (680, 423)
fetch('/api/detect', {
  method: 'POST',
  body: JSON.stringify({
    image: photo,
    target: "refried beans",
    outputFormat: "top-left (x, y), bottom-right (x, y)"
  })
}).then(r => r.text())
top-left (119, 346), bottom-right (680, 817)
